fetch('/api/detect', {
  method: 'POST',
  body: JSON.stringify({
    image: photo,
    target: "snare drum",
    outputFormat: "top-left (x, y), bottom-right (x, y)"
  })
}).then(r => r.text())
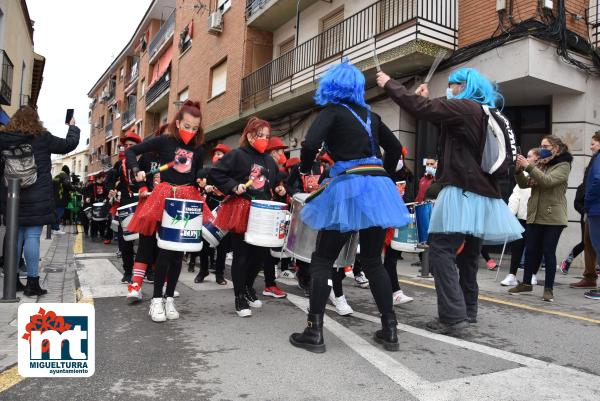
top-left (202, 205), bottom-right (228, 248)
top-left (92, 202), bottom-right (108, 221)
top-left (391, 214), bottom-right (423, 253)
top-left (117, 202), bottom-right (139, 242)
top-left (284, 193), bottom-right (358, 267)
top-left (414, 201), bottom-right (433, 244)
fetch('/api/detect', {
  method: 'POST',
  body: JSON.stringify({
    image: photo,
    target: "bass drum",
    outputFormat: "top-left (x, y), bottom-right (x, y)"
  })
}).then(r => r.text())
top-left (284, 193), bottom-right (358, 267)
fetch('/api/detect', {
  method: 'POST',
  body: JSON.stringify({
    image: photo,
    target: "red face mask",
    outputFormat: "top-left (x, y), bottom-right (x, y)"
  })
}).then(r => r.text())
top-left (212, 155), bottom-right (221, 164)
top-left (320, 153), bottom-right (334, 165)
top-left (118, 151), bottom-right (125, 160)
top-left (251, 138), bottom-right (269, 153)
top-left (277, 152), bottom-right (287, 166)
top-left (179, 129), bottom-right (195, 145)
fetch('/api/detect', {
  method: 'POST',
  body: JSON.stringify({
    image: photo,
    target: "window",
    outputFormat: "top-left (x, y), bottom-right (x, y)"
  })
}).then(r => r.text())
top-left (319, 7), bottom-right (344, 61)
top-left (210, 59), bottom-right (227, 98)
top-left (179, 21), bottom-right (193, 52)
top-left (178, 88), bottom-right (189, 104)
top-left (218, 0), bottom-right (231, 13)
top-left (99, 116), bottom-right (105, 128)
top-left (140, 78), bottom-right (145, 96)
top-left (120, 67), bottom-right (125, 81)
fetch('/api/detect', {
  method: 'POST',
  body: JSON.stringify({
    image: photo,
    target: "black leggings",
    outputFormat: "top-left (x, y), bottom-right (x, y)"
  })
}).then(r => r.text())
top-left (309, 227), bottom-right (393, 317)
top-left (230, 233), bottom-right (268, 296)
top-left (117, 225), bottom-right (134, 275)
top-left (383, 247), bottom-right (402, 293)
top-left (153, 249), bottom-right (184, 298)
top-left (523, 224), bottom-right (564, 289)
top-left (509, 219), bottom-right (527, 275)
top-left (331, 268), bottom-right (346, 297)
top-left (567, 218), bottom-right (585, 260)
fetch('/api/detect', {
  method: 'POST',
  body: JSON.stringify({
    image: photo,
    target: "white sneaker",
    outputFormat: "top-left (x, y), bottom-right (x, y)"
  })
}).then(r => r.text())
top-left (500, 274), bottom-right (518, 287)
top-left (127, 283), bottom-right (143, 302)
top-left (281, 270), bottom-right (296, 279)
top-left (392, 290), bottom-right (414, 305)
top-left (164, 297), bottom-right (179, 320)
top-left (149, 298), bottom-right (166, 322)
top-left (333, 294), bottom-right (354, 316)
top-left (354, 272), bottom-right (369, 289)
top-left (162, 285), bottom-right (180, 298)
top-left (52, 230), bottom-right (66, 235)
top-left (531, 274), bottom-right (538, 286)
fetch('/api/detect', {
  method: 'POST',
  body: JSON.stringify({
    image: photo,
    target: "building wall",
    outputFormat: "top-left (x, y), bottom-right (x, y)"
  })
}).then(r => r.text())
top-left (0, 0), bottom-right (34, 116)
top-left (459, 0), bottom-right (590, 47)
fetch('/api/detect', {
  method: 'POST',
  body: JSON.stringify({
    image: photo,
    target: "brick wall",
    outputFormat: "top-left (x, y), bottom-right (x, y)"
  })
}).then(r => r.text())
top-left (459, 0), bottom-right (590, 48)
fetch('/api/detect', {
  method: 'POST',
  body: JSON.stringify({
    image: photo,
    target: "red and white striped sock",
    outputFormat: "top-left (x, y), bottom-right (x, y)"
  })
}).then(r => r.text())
top-left (133, 262), bottom-right (148, 287)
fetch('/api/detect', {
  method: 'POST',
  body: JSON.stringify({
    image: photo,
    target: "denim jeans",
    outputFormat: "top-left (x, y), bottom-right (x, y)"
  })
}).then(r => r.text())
top-left (587, 216), bottom-right (600, 261)
top-left (17, 225), bottom-right (43, 277)
top-left (52, 207), bottom-right (65, 231)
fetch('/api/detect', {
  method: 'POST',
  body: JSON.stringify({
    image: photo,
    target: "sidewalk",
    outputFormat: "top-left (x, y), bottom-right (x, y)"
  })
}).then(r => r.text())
top-left (0, 229), bottom-right (77, 373)
top-left (395, 251), bottom-right (600, 319)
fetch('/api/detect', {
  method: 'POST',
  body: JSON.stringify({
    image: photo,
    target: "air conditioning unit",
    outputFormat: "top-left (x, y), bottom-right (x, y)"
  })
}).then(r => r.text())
top-left (208, 10), bottom-right (223, 34)
top-left (101, 90), bottom-right (110, 100)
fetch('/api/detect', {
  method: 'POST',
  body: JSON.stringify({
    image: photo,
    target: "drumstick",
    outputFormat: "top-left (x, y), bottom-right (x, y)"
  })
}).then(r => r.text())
top-left (370, 30), bottom-right (381, 72)
top-left (423, 49), bottom-right (447, 84)
top-left (148, 161), bottom-right (175, 175)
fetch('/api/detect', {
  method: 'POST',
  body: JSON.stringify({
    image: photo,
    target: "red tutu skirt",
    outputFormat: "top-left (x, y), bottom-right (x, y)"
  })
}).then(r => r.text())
top-left (214, 196), bottom-right (251, 234)
top-left (128, 182), bottom-right (209, 236)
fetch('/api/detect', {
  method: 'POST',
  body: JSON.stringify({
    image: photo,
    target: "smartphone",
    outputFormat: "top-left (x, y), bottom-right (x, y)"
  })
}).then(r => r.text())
top-left (65, 109), bottom-right (74, 124)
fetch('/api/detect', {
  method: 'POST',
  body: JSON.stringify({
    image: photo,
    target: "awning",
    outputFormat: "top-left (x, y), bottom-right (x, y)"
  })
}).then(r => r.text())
top-left (149, 45), bottom-right (173, 87)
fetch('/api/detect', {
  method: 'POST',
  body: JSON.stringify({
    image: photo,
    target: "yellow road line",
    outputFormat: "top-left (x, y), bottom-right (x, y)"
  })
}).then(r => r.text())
top-left (398, 278), bottom-right (600, 325)
top-left (0, 366), bottom-right (23, 394)
top-left (73, 225), bottom-right (83, 254)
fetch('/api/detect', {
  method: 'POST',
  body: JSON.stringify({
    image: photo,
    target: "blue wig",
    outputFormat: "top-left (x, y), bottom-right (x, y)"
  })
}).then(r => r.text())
top-left (314, 60), bottom-right (369, 108)
top-left (448, 68), bottom-right (503, 108)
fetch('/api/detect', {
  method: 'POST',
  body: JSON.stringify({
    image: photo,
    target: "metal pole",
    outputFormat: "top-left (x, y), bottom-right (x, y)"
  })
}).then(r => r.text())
top-left (295, 0), bottom-right (302, 47)
top-left (46, 224), bottom-right (51, 239)
top-left (1, 178), bottom-right (20, 302)
top-left (420, 249), bottom-right (432, 278)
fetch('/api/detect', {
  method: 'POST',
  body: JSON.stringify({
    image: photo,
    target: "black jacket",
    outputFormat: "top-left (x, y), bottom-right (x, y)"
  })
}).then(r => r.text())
top-left (53, 171), bottom-right (74, 207)
top-left (106, 159), bottom-right (139, 206)
top-left (301, 103), bottom-right (402, 176)
top-left (384, 80), bottom-right (501, 198)
top-left (209, 145), bottom-right (282, 201)
top-left (0, 126), bottom-right (80, 226)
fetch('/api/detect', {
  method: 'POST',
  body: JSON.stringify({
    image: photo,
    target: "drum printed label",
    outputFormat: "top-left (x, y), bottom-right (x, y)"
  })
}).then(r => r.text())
top-left (160, 200), bottom-right (203, 243)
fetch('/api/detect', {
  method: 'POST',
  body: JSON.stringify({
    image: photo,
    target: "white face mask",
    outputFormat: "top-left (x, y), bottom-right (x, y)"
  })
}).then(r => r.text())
top-left (395, 159), bottom-right (404, 172)
top-left (446, 88), bottom-right (455, 100)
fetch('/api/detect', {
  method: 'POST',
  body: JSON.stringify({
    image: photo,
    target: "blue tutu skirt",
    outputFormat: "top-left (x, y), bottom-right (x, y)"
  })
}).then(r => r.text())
top-left (300, 157), bottom-right (411, 232)
top-left (428, 186), bottom-right (524, 245)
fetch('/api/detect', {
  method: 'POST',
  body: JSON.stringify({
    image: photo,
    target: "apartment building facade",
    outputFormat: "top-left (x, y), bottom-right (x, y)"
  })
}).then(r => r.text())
top-left (0, 0), bottom-right (45, 121)
top-left (51, 148), bottom-right (90, 181)
top-left (89, 0), bottom-right (598, 259)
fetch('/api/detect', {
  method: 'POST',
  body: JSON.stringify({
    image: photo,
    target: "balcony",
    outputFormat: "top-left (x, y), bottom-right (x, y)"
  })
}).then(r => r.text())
top-left (145, 69), bottom-right (171, 112)
top-left (148, 11), bottom-right (175, 62)
top-left (122, 103), bottom-right (137, 129)
top-left (245, 0), bottom-right (320, 31)
top-left (0, 50), bottom-right (14, 106)
top-left (240, 0), bottom-right (457, 114)
top-left (105, 120), bottom-right (113, 138)
top-left (590, 2), bottom-right (599, 48)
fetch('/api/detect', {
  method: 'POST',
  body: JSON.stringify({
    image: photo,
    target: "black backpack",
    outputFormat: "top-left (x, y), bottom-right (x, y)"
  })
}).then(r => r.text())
top-left (480, 105), bottom-right (517, 179)
top-left (2, 143), bottom-right (37, 188)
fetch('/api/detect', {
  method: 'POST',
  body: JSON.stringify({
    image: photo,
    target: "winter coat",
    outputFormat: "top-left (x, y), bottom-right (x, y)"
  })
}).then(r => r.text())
top-left (515, 152), bottom-right (572, 226)
top-left (584, 152), bottom-right (600, 217)
top-left (507, 182), bottom-right (530, 221)
top-left (53, 171), bottom-right (73, 207)
top-left (0, 126), bottom-right (80, 226)
top-left (383, 80), bottom-right (501, 199)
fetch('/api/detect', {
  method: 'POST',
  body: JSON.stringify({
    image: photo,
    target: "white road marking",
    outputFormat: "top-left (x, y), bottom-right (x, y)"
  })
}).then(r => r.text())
top-left (74, 253), bottom-right (119, 259)
top-left (287, 294), bottom-right (600, 401)
top-left (76, 259), bottom-right (127, 298)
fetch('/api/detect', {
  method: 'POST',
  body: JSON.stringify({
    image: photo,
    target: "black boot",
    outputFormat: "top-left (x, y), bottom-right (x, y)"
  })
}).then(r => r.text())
top-left (194, 269), bottom-right (209, 283)
top-left (374, 312), bottom-right (399, 351)
top-left (23, 276), bottom-right (48, 297)
top-left (188, 261), bottom-right (195, 273)
top-left (289, 313), bottom-right (326, 353)
top-left (16, 275), bottom-right (25, 292)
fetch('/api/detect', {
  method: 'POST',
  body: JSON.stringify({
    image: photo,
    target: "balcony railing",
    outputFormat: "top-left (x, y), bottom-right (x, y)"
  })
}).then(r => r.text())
top-left (590, 1), bottom-right (599, 48)
top-left (122, 103), bottom-right (137, 127)
top-left (245, 0), bottom-right (269, 20)
top-left (241, 0), bottom-right (457, 112)
top-left (105, 120), bottom-right (113, 138)
top-left (0, 50), bottom-right (14, 106)
top-left (145, 69), bottom-right (170, 106)
top-left (149, 11), bottom-right (176, 60)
